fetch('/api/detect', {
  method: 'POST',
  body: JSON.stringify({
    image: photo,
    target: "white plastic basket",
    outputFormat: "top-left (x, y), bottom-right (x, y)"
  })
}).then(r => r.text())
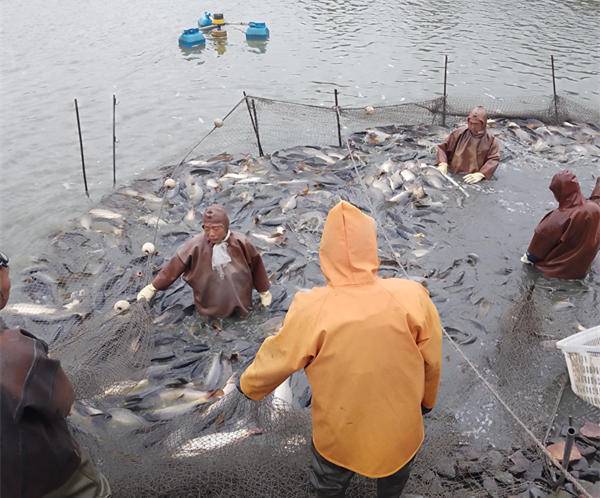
top-left (556, 325), bottom-right (600, 408)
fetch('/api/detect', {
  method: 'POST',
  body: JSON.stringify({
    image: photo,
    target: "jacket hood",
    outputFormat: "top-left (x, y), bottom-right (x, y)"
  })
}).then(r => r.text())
top-left (467, 106), bottom-right (488, 136)
top-left (319, 201), bottom-right (379, 286)
top-left (549, 170), bottom-right (585, 209)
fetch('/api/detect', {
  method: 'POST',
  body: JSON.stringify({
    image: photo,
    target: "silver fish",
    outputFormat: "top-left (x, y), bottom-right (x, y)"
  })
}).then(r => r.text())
top-left (89, 208), bottom-right (123, 220)
top-left (174, 428), bottom-right (262, 457)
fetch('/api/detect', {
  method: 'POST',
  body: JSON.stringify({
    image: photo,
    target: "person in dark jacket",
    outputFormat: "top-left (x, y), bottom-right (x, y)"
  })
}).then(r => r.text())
top-left (0, 259), bottom-right (110, 498)
top-left (436, 106), bottom-right (501, 184)
top-left (521, 171), bottom-right (600, 279)
top-left (137, 204), bottom-right (272, 318)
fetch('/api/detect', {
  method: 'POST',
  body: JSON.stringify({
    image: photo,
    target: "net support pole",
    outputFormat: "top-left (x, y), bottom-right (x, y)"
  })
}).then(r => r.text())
top-left (334, 89), bottom-right (342, 147)
top-left (442, 55), bottom-right (448, 127)
top-left (74, 98), bottom-right (89, 198)
top-left (251, 99), bottom-right (264, 157)
top-left (112, 94), bottom-right (117, 187)
top-left (243, 92), bottom-right (264, 157)
top-left (551, 55), bottom-right (559, 124)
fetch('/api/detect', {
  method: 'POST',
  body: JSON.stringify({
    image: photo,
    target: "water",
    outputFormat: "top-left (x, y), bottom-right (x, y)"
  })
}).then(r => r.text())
top-left (1, 0), bottom-right (599, 269)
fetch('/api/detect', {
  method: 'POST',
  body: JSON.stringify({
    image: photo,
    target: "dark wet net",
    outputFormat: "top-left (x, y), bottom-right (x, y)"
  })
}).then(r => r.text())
top-left (3, 92), bottom-right (600, 497)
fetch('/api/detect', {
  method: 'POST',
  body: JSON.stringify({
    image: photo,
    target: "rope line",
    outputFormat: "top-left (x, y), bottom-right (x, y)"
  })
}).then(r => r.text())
top-left (143, 97), bottom-right (246, 282)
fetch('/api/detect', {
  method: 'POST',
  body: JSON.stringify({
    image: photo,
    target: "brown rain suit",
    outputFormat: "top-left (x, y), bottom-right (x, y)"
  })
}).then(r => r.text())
top-left (436, 107), bottom-right (501, 178)
top-left (527, 171), bottom-right (600, 279)
top-left (153, 232), bottom-right (270, 318)
top-left (240, 201), bottom-right (443, 478)
top-left (0, 328), bottom-right (80, 498)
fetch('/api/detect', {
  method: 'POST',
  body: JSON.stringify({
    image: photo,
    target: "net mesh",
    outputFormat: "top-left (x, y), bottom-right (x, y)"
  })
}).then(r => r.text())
top-left (2, 92), bottom-right (600, 497)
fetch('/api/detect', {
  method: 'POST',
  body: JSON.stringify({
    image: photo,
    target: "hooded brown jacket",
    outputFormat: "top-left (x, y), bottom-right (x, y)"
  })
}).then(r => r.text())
top-left (152, 232), bottom-right (270, 318)
top-left (1, 328), bottom-right (80, 498)
top-left (527, 171), bottom-right (600, 279)
top-left (241, 201), bottom-right (442, 478)
top-left (437, 127), bottom-right (500, 179)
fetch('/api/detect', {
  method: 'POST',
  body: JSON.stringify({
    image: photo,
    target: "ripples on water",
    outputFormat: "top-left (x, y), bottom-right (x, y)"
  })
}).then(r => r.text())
top-left (1, 0), bottom-right (599, 266)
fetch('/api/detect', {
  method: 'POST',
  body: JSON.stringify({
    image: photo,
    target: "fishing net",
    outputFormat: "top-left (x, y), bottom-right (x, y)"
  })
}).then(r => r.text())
top-left (2, 91), bottom-right (600, 497)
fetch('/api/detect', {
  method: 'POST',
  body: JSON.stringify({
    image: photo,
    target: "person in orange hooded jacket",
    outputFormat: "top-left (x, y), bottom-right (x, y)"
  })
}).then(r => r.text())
top-left (521, 170), bottom-right (600, 279)
top-left (239, 201), bottom-right (443, 497)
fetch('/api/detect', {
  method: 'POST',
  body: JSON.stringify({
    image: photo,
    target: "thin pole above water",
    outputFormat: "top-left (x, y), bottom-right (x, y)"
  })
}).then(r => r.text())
top-left (74, 98), bottom-right (89, 198)
top-left (551, 55), bottom-right (559, 124)
top-left (243, 92), bottom-right (264, 157)
top-left (442, 55), bottom-right (448, 127)
top-left (112, 94), bottom-right (117, 187)
top-left (334, 89), bottom-right (342, 148)
top-left (251, 99), bottom-right (264, 157)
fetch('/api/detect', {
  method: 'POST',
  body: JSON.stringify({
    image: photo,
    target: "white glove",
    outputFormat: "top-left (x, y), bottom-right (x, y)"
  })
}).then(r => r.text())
top-left (520, 253), bottom-right (533, 265)
top-left (260, 290), bottom-right (272, 307)
top-left (437, 162), bottom-right (448, 175)
top-left (463, 172), bottom-right (485, 184)
top-left (137, 283), bottom-right (157, 301)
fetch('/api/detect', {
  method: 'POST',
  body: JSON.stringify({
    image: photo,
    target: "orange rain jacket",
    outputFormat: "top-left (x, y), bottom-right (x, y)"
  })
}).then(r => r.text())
top-left (240, 201), bottom-right (443, 478)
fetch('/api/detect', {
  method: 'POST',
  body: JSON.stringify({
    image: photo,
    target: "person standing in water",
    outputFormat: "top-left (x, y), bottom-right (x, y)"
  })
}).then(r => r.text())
top-left (436, 106), bottom-right (501, 184)
top-left (137, 204), bottom-right (272, 318)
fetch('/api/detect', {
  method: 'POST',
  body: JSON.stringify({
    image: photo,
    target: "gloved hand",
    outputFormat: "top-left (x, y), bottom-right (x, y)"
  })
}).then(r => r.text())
top-left (520, 253), bottom-right (533, 265)
top-left (137, 283), bottom-right (157, 301)
top-left (463, 172), bottom-right (486, 184)
top-left (437, 162), bottom-right (448, 175)
top-left (260, 290), bottom-right (272, 307)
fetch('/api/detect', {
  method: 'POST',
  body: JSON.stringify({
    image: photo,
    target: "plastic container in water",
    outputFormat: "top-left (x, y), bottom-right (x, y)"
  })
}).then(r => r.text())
top-left (179, 28), bottom-right (206, 48)
top-left (245, 22), bottom-right (269, 40)
top-left (556, 325), bottom-right (600, 408)
top-left (198, 12), bottom-right (212, 28)
top-left (212, 13), bottom-right (225, 26)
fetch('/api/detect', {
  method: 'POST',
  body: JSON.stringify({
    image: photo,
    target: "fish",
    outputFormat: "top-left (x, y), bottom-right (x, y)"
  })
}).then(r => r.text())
top-left (280, 195), bottom-right (297, 213)
top-left (4, 302), bottom-right (85, 319)
top-left (252, 232), bottom-right (286, 245)
top-left (174, 428), bottom-right (263, 457)
top-left (105, 408), bottom-right (147, 430)
top-left (206, 178), bottom-right (220, 189)
top-left (145, 397), bottom-right (215, 421)
top-left (379, 159), bottom-right (395, 174)
top-left (302, 148), bottom-right (336, 164)
top-left (387, 191), bottom-right (412, 205)
top-left (400, 169), bottom-right (416, 183)
top-left (272, 376), bottom-right (294, 408)
top-left (412, 249), bottom-right (430, 258)
top-left (553, 300), bottom-right (575, 311)
top-left (138, 215), bottom-right (167, 227)
top-left (121, 189), bottom-right (163, 203)
top-left (365, 129), bottom-right (390, 145)
top-left (89, 208), bottom-right (123, 220)
top-left (184, 207), bottom-right (196, 222)
top-left (202, 352), bottom-right (233, 392)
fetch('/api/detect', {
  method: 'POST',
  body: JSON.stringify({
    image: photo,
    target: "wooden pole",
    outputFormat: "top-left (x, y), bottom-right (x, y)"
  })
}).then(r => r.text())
top-left (74, 98), bottom-right (89, 197)
top-left (334, 89), bottom-right (342, 147)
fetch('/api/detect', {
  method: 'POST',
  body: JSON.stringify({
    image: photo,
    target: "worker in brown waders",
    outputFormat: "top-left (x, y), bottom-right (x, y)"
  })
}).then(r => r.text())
top-left (521, 171), bottom-right (600, 279)
top-left (437, 106), bottom-right (501, 184)
top-left (0, 253), bottom-right (111, 498)
top-left (238, 201), bottom-right (443, 497)
top-left (137, 204), bottom-right (272, 318)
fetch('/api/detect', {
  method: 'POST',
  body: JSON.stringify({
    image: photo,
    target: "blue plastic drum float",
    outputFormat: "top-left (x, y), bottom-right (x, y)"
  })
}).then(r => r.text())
top-left (178, 11), bottom-right (269, 48)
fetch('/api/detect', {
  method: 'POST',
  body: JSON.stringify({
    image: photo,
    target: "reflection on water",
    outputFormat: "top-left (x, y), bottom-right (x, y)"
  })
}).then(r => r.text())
top-left (246, 40), bottom-right (268, 55)
top-left (1, 0), bottom-right (599, 266)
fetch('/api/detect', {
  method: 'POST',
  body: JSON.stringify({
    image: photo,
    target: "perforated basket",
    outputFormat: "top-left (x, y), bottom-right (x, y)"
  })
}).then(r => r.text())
top-left (556, 325), bottom-right (600, 408)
